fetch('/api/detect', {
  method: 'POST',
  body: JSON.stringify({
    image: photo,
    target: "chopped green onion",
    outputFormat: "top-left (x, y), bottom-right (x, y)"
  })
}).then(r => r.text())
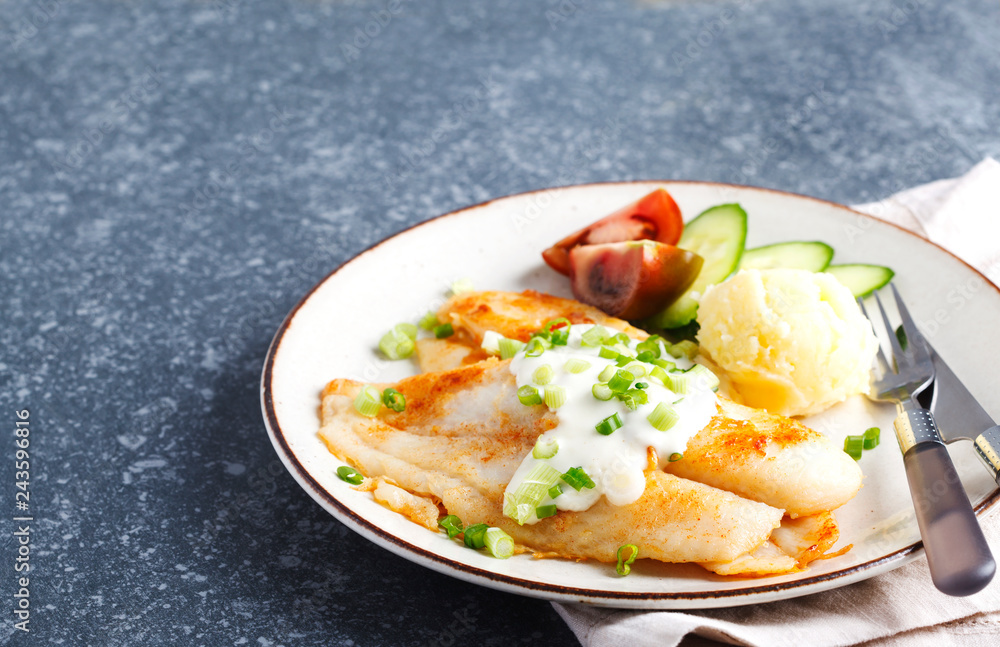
top-left (336, 465), bottom-right (364, 484)
top-left (438, 514), bottom-right (464, 539)
top-left (844, 435), bottom-right (864, 461)
top-left (667, 339), bottom-right (699, 360)
top-left (534, 504), bottom-right (558, 519)
top-left (418, 311), bottom-right (440, 330)
top-left (634, 382), bottom-right (648, 390)
top-left (651, 358), bottom-right (676, 370)
top-left (664, 372), bottom-right (690, 395)
top-left (532, 436), bottom-right (559, 459)
top-left (450, 278), bottom-right (475, 295)
top-left (353, 385), bottom-right (382, 417)
top-left (647, 403), bottom-right (680, 431)
top-left (668, 452), bottom-right (683, 462)
top-left (533, 364), bottom-right (555, 385)
top-left (617, 388), bottom-right (648, 410)
top-left (597, 365), bottom-right (617, 383)
top-left (581, 325), bottom-right (611, 347)
top-left (615, 354), bottom-right (634, 367)
top-left (612, 332), bottom-right (631, 346)
top-left (599, 346), bottom-right (620, 360)
top-left (592, 383), bottom-right (613, 401)
top-left (608, 369), bottom-right (635, 392)
top-left (517, 385), bottom-right (543, 406)
top-left (686, 364), bottom-right (720, 392)
top-left (524, 337), bottom-right (548, 357)
top-left (544, 385), bottom-right (567, 409)
top-left (504, 463), bottom-right (562, 524)
top-left (864, 427), bottom-right (881, 450)
top-left (481, 330), bottom-right (503, 355)
top-left (382, 388), bottom-right (406, 412)
top-left (616, 544), bottom-right (638, 576)
top-left (499, 337), bottom-right (526, 360)
top-left (379, 325), bottom-right (416, 360)
top-left (398, 323), bottom-right (418, 339)
top-left (547, 484), bottom-right (562, 499)
top-left (484, 527), bottom-right (515, 559)
top-left (612, 343), bottom-right (636, 358)
top-left (636, 350), bottom-right (657, 363)
top-left (595, 412), bottom-right (623, 436)
top-left (623, 362), bottom-right (647, 378)
top-left (433, 323), bottom-right (455, 339)
top-left (560, 467), bottom-right (596, 491)
top-left (635, 336), bottom-right (663, 358)
top-left (540, 319), bottom-right (571, 347)
top-left (463, 523), bottom-right (489, 549)
top-left (564, 358), bottom-right (591, 374)
top-left (542, 317), bottom-right (572, 334)
top-left (649, 366), bottom-right (668, 384)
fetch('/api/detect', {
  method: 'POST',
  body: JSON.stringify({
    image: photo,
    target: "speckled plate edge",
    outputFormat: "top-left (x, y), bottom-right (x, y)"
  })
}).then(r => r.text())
top-left (260, 181), bottom-right (1000, 609)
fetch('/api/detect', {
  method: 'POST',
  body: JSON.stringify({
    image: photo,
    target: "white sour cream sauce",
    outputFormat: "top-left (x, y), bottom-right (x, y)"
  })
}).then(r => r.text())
top-left (502, 324), bottom-right (718, 524)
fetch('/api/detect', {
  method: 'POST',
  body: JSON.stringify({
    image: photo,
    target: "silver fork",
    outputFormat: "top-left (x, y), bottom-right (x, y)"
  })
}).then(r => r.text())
top-left (860, 284), bottom-right (995, 596)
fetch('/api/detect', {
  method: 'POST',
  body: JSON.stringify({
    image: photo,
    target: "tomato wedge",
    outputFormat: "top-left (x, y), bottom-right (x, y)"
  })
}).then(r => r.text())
top-left (541, 188), bottom-right (684, 276)
top-left (568, 241), bottom-right (703, 320)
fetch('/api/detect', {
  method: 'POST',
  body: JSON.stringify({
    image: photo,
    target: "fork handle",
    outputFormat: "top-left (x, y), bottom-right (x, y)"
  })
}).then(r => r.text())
top-left (895, 407), bottom-right (996, 596)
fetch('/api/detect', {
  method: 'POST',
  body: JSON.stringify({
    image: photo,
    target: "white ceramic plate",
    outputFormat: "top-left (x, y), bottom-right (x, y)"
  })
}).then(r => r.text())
top-left (261, 182), bottom-right (1000, 608)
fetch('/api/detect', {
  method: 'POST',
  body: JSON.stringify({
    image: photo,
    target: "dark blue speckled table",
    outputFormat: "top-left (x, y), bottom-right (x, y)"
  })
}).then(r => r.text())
top-left (2, 0), bottom-right (999, 644)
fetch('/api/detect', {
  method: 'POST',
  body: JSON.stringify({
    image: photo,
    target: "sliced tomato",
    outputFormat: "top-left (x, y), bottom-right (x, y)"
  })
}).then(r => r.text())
top-left (568, 241), bottom-right (703, 320)
top-left (541, 188), bottom-right (684, 276)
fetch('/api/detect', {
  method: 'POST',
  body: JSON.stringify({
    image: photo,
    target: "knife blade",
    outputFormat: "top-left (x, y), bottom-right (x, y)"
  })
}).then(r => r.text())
top-left (917, 347), bottom-right (1000, 487)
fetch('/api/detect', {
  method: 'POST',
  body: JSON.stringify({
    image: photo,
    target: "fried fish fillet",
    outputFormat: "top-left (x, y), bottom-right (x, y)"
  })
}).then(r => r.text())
top-left (319, 361), bottom-right (785, 566)
top-left (433, 290), bottom-right (863, 518)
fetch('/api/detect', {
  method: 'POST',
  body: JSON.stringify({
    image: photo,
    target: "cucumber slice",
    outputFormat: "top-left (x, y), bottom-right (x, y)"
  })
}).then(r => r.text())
top-left (648, 204), bottom-right (748, 329)
top-left (826, 264), bottom-right (895, 297)
top-left (738, 241), bottom-right (834, 272)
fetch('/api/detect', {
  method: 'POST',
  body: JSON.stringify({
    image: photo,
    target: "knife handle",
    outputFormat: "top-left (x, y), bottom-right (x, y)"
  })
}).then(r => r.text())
top-left (898, 409), bottom-right (996, 595)
top-left (974, 425), bottom-right (1000, 487)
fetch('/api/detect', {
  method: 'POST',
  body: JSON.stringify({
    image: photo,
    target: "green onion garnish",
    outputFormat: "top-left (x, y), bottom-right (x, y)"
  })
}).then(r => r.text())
top-left (634, 382), bottom-right (648, 390)
top-left (517, 385), bottom-right (543, 406)
top-left (336, 465), bottom-right (364, 485)
top-left (418, 311), bottom-right (439, 331)
top-left (542, 317), bottom-right (572, 334)
top-left (438, 514), bottom-right (464, 539)
top-left (549, 327), bottom-right (570, 346)
top-left (450, 278), bottom-right (475, 295)
top-left (532, 436), bottom-right (559, 459)
top-left (612, 332), bottom-right (631, 346)
top-left (382, 387), bottom-right (406, 412)
top-left (560, 467), bottom-right (596, 491)
top-left (353, 385), bottom-right (382, 417)
top-left (433, 323), bottom-right (455, 339)
top-left (623, 361), bottom-right (647, 378)
top-left (480, 330), bottom-right (503, 355)
top-left (612, 343), bottom-right (636, 358)
top-left (635, 335), bottom-right (662, 358)
top-left (686, 364), bottom-right (720, 392)
top-left (592, 383), bottom-right (613, 401)
top-left (524, 337), bottom-right (548, 357)
top-left (580, 325), bottom-right (611, 347)
top-left (667, 339), bottom-right (699, 360)
top-left (463, 523), bottom-right (489, 549)
top-left (595, 412), bottom-right (623, 436)
top-left (652, 358), bottom-right (676, 370)
top-left (649, 366), bottom-right (668, 384)
top-left (547, 484), bottom-right (562, 499)
top-left (844, 435), bottom-right (864, 460)
top-left (533, 364), bottom-right (555, 385)
top-left (378, 325), bottom-right (416, 360)
top-left (499, 337), bottom-right (526, 360)
top-left (607, 369), bottom-right (635, 392)
top-left (617, 388), bottom-right (648, 410)
top-left (668, 452), bottom-right (683, 462)
top-left (616, 544), bottom-right (638, 576)
top-left (636, 350), bottom-right (657, 363)
top-left (484, 527), bottom-right (515, 559)
top-left (504, 463), bottom-right (562, 524)
top-left (615, 354), bottom-right (634, 367)
top-left (647, 403), bottom-right (680, 431)
top-left (599, 346), bottom-right (619, 360)
top-left (664, 372), bottom-right (690, 395)
top-left (564, 358), bottom-right (591, 374)
top-left (864, 427), bottom-right (881, 450)
top-left (534, 504), bottom-right (558, 519)
top-left (544, 385), bottom-right (567, 409)
top-left (597, 365), bottom-right (617, 383)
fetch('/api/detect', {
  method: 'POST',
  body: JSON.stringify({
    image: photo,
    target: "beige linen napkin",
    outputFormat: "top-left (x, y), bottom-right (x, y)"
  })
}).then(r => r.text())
top-left (553, 158), bottom-right (1000, 647)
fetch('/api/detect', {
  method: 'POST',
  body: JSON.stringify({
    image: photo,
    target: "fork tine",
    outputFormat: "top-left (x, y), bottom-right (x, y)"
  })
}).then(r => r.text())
top-left (890, 284), bottom-right (932, 364)
top-left (873, 289), bottom-right (908, 369)
top-left (857, 296), bottom-right (891, 376)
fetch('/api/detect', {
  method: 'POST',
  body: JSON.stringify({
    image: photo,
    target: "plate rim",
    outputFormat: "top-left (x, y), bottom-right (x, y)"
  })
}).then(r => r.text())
top-left (260, 180), bottom-right (1000, 607)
